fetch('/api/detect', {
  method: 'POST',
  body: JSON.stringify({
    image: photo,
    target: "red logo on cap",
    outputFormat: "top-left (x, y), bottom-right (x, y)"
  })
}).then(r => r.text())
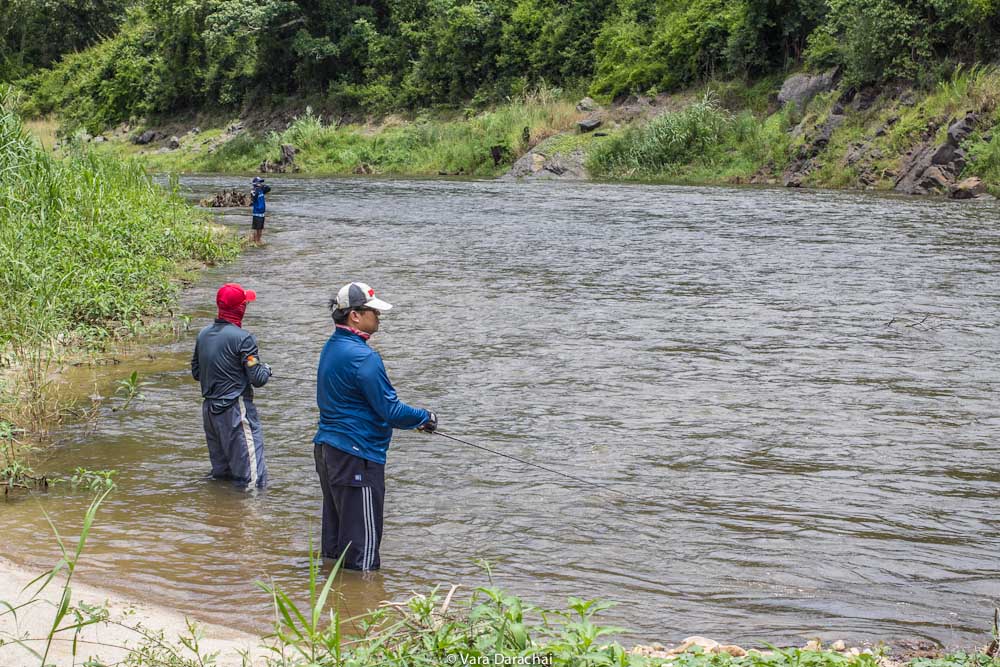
top-left (368, 289), bottom-right (374, 297)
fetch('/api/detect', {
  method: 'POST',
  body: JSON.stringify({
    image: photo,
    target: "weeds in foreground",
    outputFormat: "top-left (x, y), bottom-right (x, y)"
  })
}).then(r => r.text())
top-left (0, 478), bottom-right (115, 665)
top-left (3, 505), bottom-right (998, 667)
top-left (0, 420), bottom-right (47, 493)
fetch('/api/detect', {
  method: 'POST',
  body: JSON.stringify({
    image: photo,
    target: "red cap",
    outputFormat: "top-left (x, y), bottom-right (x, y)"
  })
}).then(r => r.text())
top-left (217, 283), bottom-right (257, 309)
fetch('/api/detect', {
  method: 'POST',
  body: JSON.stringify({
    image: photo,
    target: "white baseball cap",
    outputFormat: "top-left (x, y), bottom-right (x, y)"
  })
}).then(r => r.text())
top-left (335, 282), bottom-right (393, 311)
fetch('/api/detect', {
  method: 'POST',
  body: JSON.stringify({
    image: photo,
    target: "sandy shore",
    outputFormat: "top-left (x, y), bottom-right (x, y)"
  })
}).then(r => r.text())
top-left (0, 556), bottom-right (265, 666)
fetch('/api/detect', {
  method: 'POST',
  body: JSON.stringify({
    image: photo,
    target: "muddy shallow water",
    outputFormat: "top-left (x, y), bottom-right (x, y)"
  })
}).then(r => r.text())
top-left (3, 177), bottom-right (1000, 646)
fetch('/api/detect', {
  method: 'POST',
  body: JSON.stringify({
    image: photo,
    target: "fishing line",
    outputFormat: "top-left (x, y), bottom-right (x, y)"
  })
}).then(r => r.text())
top-left (269, 376), bottom-right (653, 505)
top-left (266, 377), bottom-right (722, 577)
top-left (432, 430), bottom-right (650, 504)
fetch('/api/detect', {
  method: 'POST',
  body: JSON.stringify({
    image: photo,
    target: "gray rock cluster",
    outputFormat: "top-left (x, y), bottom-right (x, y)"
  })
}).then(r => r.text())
top-left (631, 636), bottom-right (883, 662)
top-left (783, 112), bottom-right (845, 187)
top-left (893, 113), bottom-right (984, 197)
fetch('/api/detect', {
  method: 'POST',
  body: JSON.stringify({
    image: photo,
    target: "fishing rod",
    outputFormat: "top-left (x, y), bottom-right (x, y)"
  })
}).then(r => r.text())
top-left (269, 375), bottom-right (648, 501)
top-left (267, 378), bottom-right (705, 563)
top-left (269, 374), bottom-right (662, 506)
top-left (432, 430), bottom-right (646, 503)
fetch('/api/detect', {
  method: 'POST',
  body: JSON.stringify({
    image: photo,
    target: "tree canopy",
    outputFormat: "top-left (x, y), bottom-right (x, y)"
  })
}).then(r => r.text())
top-left (5, 0), bottom-right (1000, 129)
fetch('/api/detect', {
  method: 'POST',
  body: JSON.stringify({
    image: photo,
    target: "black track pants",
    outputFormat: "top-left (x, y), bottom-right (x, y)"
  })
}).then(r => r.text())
top-left (314, 444), bottom-right (385, 571)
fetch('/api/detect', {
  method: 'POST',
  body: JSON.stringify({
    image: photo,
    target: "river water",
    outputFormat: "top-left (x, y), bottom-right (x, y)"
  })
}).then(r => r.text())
top-left (4, 176), bottom-right (1000, 647)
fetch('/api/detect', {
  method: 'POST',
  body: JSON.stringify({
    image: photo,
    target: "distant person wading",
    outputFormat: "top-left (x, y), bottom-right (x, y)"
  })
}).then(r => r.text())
top-left (191, 283), bottom-right (272, 489)
top-left (250, 176), bottom-right (271, 244)
top-left (313, 282), bottom-right (438, 570)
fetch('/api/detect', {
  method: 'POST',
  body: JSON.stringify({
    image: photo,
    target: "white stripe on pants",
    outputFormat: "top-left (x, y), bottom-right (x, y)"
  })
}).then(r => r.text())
top-left (238, 397), bottom-right (258, 488)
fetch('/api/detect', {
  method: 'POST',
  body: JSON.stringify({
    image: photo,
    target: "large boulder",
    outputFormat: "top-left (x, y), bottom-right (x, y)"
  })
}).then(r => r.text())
top-left (894, 144), bottom-right (941, 194)
top-left (576, 97), bottom-right (597, 112)
top-left (133, 130), bottom-right (160, 145)
top-left (502, 145), bottom-right (587, 181)
top-left (946, 113), bottom-right (978, 146)
top-left (778, 68), bottom-right (838, 110)
top-left (917, 165), bottom-right (952, 193)
top-left (950, 177), bottom-right (988, 199)
top-left (167, 135), bottom-right (181, 150)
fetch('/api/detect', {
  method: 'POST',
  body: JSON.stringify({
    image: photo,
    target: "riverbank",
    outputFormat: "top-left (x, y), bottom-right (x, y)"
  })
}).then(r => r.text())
top-left (0, 555), bottom-right (983, 667)
top-left (54, 67), bottom-right (1000, 198)
top-left (0, 93), bottom-right (241, 482)
top-left (0, 556), bottom-right (261, 666)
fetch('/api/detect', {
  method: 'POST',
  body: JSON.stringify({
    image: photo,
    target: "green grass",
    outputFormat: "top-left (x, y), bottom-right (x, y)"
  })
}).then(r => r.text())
top-left (62, 67), bottom-right (1000, 195)
top-left (106, 91), bottom-right (582, 177)
top-left (0, 96), bottom-right (239, 347)
top-left (0, 90), bottom-right (241, 434)
top-left (587, 93), bottom-right (794, 182)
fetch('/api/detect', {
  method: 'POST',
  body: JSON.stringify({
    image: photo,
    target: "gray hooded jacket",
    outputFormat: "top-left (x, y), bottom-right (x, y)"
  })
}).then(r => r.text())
top-left (192, 319), bottom-right (271, 413)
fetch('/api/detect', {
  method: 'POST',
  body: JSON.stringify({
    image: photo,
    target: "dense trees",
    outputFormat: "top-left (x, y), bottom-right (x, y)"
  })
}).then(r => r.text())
top-left (0, 0), bottom-right (129, 80)
top-left (4, 0), bottom-right (1000, 128)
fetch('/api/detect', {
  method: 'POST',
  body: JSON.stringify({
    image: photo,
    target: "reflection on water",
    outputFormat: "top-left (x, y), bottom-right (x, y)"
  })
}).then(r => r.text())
top-left (2, 177), bottom-right (1000, 646)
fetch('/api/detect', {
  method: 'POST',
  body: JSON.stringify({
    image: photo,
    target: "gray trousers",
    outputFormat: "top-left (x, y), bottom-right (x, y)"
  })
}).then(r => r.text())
top-left (202, 397), bottom-right (267, 488)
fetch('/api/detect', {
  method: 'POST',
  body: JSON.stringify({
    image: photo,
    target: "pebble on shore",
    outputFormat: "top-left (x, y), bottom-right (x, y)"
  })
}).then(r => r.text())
top-left (629, 636), bottom-right (908, 662)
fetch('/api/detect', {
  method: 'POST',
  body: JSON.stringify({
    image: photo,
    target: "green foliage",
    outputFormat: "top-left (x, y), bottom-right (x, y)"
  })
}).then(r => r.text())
top-left (402, 0), bottom-right (505, 106)
top-left (588, 94), bottom-right (793, 180)
top-left (0, 420), bottom-right (44, 492)
top-left (804, 0), bottom-right (1000, 88)
top-left (910, 654), bottom-right (1000, 667)
top-left (965, 131), bottom-right (1000, 186)
top-left (589, 1), bottom-right (664, 100)
top-left (200, 0), bottom-right (299, 105)
top-left (115, 371), bottom-right (144, 410)
top-left (9, 484), bottom-right (116, 666)
top-left (0, 0), bottom-right (128, 81)
top-left (498, 0), bottom-right (610, 88)
top-left (0, 96), bottom-right (240, 348)
top-left (591, 0), bottom-right (824, 100)
top-left (68, 468), bottom-right (119, 493)
top-left (20, 22), bottom-right (164, 134)
top-left (11, 0), bottom-right (1000, 124)
top-left (134, 89), bottom-right (579, 177)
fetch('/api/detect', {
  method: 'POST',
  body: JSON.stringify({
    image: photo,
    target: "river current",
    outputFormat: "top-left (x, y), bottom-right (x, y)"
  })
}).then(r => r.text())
top-left (3, 177), bottom-right (999, 646)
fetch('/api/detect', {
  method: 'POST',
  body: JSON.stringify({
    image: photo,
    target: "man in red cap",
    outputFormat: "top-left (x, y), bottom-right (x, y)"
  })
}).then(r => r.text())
top-left (191, 283), bottom-right (272, 489)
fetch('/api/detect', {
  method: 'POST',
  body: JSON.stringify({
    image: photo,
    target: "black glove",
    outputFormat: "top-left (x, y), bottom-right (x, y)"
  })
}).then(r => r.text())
top-left (261, 362), bottom-right (272, 376)
top-left (417, 411), bottom-right (437, 433)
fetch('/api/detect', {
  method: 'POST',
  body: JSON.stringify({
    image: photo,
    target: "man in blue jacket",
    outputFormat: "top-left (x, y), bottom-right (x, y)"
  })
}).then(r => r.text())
top-left (250, 176), bottom-right (271, 245)
top-left (192, 283), bottom-right (272, 489)
top-left (313, 281), bottom-right (437, 570)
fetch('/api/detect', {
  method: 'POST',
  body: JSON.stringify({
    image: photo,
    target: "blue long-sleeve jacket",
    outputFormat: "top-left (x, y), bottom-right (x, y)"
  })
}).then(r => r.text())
top-left (251, 185), bottom-right (271, 215)
top-left (192, 320), bottom-right (271, 413)
top-left (313, 327), bottom-right (430, 464)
